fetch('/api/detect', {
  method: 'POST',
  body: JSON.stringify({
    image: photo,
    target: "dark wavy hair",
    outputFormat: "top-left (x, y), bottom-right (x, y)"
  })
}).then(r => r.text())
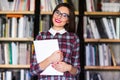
top-left (51, 3), bottom-right (75, 33)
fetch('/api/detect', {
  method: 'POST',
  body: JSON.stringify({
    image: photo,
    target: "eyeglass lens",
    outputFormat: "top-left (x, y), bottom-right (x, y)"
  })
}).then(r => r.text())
top-left (55, 10), bottom-right (69, 19)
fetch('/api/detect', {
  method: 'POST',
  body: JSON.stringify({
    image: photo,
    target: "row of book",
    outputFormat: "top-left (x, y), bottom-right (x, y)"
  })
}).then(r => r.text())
top-left (0, 0), bottom-right (35, 11)
top-left (86, 71), bottom-right (120, 80)
top-left (101, 2), bottom-right (120, 12)
top-left (84, 16), bottom-right (120, 39)
top-left (0, 15), bottom-right (34, 38)
top-left (41, 0), bottom-right (78, 12)
top-left (86, 0), bottom-right (120, 12)
top-left (0, 69), bottom-right (31, 80)
top-left (102, 0), bottom-right (120, 2)
top-left (39, 15), bottom-right (50, 32)
top-left (0, 42), bottom-right (31, 65)
top-left (85, 43), bottom-right (120, 66)
top-left (0, 0), bottom-right (79, 12)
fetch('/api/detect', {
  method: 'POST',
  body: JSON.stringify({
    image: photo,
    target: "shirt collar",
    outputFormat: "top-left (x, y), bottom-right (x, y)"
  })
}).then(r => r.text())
top-left (49, 27), bottom-right (67, 36)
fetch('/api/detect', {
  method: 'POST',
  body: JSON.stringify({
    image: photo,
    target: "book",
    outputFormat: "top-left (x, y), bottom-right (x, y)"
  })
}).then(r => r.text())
top-left (88, 18), bottom-right (100, 39)
top-left (95, 18), bottom-right (109, 38)
top-left (106, 18), bottom-right (116, 39)
top-left (98, 44), bottom-right (105, 66)
top-left (116, 17), bottom-right (120, 39)
top-left (101, 17), bottom-right (113, 39)
top-left (108, 45), bottom-right (117, 66)
top-left (102, 44), bottom-right (110, 66)
top-left (85, 44), bottom-right (95, 66)
top-left (30, 0), bottom-right (35, 11)
top-left (18, 43), bottom-right (27, 65)
top-left (85, 44), bottom-right (90, 66)
top-left (11, 42), bottom-right (18, 65)
top-left (33, 39), bottom-right (63, 75)
top-left (86, 0), bottom-right (94, 11)
top-left (6, 71), bottom-right (12, 80)
top-left (90, 72), bottom-right (103, 80)
top-left (109, 44), bottom-right (120, 65)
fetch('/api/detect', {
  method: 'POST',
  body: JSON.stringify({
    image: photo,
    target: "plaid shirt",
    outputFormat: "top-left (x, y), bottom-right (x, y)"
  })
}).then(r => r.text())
top-left (30, 29), bottom-right (80, 80)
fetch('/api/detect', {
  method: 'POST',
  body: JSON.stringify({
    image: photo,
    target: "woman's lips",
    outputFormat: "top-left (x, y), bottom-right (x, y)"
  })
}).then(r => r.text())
top-left (55, 19), bottom-right (62, 23)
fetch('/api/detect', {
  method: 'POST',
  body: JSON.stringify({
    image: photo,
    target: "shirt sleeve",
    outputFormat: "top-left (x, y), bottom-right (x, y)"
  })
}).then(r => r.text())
top-left (30, 51), bottom-right (44, 76)
top-left (30, 33), bottom-right (44, 76)
top-left (72, 34), bottom-right (80, 75)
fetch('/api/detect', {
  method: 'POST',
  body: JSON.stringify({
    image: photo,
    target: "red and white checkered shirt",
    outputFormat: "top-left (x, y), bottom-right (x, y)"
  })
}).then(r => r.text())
top-left (30, 28), bottom-right (80, 80)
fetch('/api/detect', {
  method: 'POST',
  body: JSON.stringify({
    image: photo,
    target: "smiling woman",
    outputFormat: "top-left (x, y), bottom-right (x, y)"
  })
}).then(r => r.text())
top-left (51, 3), bottom-right (76, 32)
top-left (52, 6), bottom-right (70, 30)
top-left (30, 3), bottom-right (80, 80)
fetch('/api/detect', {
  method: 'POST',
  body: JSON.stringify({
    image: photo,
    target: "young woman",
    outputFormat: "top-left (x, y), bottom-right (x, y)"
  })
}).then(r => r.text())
top-left (30, 3), bottom-right (80, 80)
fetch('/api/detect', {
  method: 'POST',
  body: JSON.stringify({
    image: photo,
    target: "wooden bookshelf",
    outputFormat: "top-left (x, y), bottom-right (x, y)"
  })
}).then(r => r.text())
top-left (85, 66), bottom-right (120, 70)
top-left (85, 39), bottom-right (120, 43)
top-left (0, 38), bottom-right (34, 42)
top-left (84, 0), bottom-right (120, 80)
top-left (0, 11), bottom-right (34, 14)
top-left (84, 12), bottom-right (120, 16)
top-left (0, 0), bottom-right (35, 79)
top-left (40, 11), bottom-right (79, 15)
top-left (0, 64), bottom-right (30, 69)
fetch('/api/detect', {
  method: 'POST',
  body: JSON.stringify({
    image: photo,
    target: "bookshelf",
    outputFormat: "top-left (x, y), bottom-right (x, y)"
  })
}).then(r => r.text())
top-left (0, 0), bottom-right (35, 80)
top-left (40, 11), bottom-right (79, 15)
top-left (84, 12), bottom-right (120, 16)
top-left (0, 11), bottom-right (34, 14)
top-left (0, 65), bottom-right (30, 69)
top-left (84, 0), bottom-right (120, 80)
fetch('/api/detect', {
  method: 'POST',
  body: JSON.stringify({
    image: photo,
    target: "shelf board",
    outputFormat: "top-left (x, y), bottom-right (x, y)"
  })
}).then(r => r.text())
top-left (85, 66), bottom-right (120, 70)
top-left (0, 11), bottom-right (34, 14)
top-left (40, 11), bottom-right (79, 15)
top-left (0, 38), bottom-right (34, 42)
top-left (0, 64), bottom-right (30, 69)
top-left (85, 39), bottom-right (120, 43)
top-left (0, 11), bottom-right (79, 15)
top-left (84, 12), bottom-right (120, 16)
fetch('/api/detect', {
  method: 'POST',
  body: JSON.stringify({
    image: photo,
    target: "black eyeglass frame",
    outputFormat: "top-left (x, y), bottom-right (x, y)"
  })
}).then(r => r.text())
top-left (54, 10), bottom-right (69, 19)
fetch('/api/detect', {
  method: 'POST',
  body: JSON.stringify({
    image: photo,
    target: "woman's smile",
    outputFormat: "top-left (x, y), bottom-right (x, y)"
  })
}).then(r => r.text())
top-left (55, 18), bottom-right (62, 23)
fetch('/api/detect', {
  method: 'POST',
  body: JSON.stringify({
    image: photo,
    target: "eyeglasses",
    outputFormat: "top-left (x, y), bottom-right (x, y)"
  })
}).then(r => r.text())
top-left (54, 10), bottom-right (69, 19)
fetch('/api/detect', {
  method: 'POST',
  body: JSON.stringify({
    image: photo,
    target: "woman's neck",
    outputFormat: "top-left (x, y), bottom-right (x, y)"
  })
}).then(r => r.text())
top-left (52, 26), bottom-right (64, 31)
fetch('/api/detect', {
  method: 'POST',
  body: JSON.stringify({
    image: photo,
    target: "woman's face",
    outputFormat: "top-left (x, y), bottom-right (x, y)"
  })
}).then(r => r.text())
top-left (52, 6), bottom-right (69, 29)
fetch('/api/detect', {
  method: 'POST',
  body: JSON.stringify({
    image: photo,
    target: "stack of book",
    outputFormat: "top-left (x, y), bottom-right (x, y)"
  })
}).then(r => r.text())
top-left (101, 2), bottom-right (120, 12)
top-left (101, 0), bottom-right (120, 12)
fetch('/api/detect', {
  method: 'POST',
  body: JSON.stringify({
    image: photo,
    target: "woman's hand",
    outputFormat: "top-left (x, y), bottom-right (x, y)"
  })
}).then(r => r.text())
top-left (49, 50), bottom-right (63, 63)
top-left (52, 62), bottom-right (72, 73)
